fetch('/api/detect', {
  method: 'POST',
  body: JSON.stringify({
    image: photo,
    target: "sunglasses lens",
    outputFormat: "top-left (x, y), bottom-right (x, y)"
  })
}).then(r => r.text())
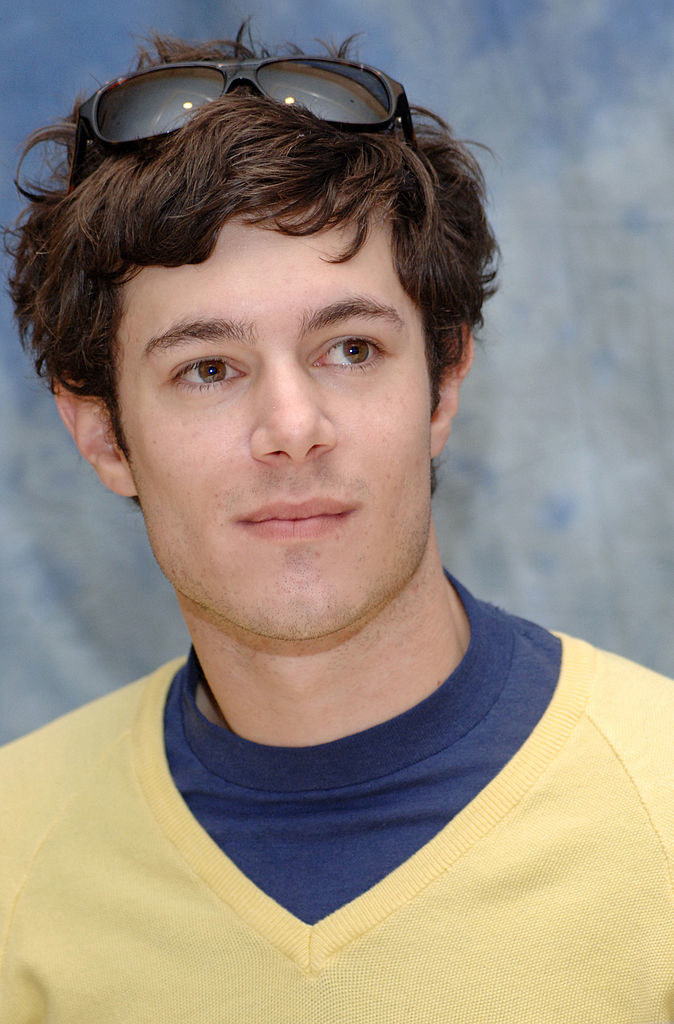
top-left (257, 60), bottom-right (391, 124)
top-left (96, 66), bottom-right (224, 142)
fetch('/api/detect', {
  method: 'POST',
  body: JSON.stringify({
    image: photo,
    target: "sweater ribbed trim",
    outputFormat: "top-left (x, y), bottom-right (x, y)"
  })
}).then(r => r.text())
top-left (132, 633), bottom-right (592, 974)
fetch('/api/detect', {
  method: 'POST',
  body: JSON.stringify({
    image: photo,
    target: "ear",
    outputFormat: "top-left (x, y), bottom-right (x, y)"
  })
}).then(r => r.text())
top-left (54, 388), bottom-right (138, 498)
top-left (429, 330), bottom-right (474, 458)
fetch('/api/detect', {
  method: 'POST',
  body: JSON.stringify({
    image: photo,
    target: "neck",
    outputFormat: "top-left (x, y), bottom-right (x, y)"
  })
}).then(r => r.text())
top-left (182, 530), bottom-right (470, 747)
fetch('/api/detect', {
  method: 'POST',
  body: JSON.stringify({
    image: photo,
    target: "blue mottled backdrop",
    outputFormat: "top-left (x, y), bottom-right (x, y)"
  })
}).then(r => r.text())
top-left (1, 0), bottom-right (672, 742)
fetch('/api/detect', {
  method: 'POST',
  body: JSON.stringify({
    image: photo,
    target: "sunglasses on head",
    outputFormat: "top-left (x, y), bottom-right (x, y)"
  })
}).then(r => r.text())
top-left (69, 56), bottom-right (416, 188)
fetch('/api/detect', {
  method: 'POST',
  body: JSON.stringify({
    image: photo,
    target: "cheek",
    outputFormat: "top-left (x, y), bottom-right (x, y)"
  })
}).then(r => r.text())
top-left (125, 419), bottom-right (213, 510)
top-left (364, 402), bottom-right (433, 493)
top-left (128, 400), bottom-right (236, 472)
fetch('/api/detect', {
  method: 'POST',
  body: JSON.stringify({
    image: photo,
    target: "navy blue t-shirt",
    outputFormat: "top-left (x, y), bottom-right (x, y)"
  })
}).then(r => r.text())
top-left (164, 577), bottom-right (560, 923)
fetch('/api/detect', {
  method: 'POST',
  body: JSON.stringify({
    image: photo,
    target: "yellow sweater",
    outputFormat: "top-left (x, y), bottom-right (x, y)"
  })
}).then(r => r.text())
top-left (1, 635), bottom-right (673, 1022)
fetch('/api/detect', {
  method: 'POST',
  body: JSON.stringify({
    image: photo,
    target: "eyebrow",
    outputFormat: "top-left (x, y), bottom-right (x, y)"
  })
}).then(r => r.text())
top-left (300, 297), bottom-right (405, 335)
top-left (142, 296), bottom-right (405, 358)
top-left (143, 317), bottom-right (256, 357)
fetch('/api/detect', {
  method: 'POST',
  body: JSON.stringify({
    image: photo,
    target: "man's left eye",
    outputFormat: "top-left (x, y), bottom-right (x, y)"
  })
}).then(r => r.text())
top-left (323, 339), bottom-right (372, 365)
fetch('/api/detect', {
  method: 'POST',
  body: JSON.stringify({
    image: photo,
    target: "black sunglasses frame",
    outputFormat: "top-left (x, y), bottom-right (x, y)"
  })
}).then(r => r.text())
top-left (69, 56), bottom-right (416, 189)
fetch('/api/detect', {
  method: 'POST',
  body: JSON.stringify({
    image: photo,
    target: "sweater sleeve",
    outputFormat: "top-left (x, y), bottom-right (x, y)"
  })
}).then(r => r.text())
top-left (0, 662), bottom-right (181, 992)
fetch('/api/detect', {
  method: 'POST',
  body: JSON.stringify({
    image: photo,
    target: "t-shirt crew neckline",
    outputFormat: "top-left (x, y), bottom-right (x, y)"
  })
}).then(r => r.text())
top-left (179, 575), bottom-right (512, 791)
top-left (135, 587), bottom-right (590, 970)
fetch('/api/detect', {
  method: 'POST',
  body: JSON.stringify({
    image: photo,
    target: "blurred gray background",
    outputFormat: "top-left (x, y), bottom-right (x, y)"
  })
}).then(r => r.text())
top-left (1, 0), bottom-right (672, 743)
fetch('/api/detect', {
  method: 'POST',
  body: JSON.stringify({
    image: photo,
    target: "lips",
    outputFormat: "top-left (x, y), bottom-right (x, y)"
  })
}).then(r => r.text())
top-left (242, 499), bottom-right (354, 523)
top-left (238, 498), bottom-right (355, 540)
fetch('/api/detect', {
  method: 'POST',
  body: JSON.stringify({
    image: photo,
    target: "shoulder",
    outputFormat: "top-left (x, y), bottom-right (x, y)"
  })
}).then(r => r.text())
top-left (558, 633), bottom-right (674, 747)
top-left (0, 658), bottom-right (184, 780)
top-left (559, 633), bottom-right (674, 852)
top-left (585, 638), bottom-right (674, 790)
top-left (0, 659), bottom-right (184, 896)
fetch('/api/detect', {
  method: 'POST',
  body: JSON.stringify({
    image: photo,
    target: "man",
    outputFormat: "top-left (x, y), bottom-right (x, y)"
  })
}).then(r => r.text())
top-left (2, 31), bottom-right (673, 1023)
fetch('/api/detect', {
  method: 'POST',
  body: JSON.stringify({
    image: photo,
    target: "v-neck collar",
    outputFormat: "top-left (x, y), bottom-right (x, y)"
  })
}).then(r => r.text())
top-left (133, 633), bottom-right (592, 975)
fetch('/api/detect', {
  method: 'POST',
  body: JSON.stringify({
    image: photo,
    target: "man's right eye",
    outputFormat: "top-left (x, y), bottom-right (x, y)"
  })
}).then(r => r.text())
top-left (178, 359), bottom-right (234, 386)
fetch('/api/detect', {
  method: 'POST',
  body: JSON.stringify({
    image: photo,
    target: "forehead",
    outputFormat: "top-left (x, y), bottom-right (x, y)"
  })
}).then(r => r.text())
top-left (118, 218), bottom-right (421, 349)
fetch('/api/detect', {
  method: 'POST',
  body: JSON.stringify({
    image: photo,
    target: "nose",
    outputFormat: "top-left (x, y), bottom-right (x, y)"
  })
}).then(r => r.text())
top-left (249, 364), bottom-right (337, 464)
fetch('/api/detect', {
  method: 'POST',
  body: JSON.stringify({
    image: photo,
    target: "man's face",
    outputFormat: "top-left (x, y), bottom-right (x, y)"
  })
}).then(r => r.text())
top-left (92, 220), bottom-right (462, 644)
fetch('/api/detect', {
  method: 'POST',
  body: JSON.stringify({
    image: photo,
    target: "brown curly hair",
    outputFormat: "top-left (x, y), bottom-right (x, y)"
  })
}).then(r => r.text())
top-left (6, 30), bottom-right (498, 457)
